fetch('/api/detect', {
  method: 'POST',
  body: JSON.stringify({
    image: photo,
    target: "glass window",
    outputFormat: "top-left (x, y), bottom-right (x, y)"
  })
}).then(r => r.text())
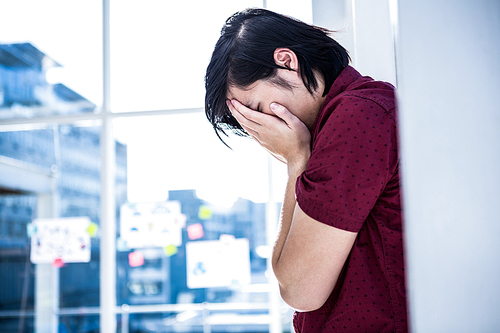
top-left (114, 114), bottom-right (291, 331)
top-left (0, 124), bottom-right (113, 332)
top-left (0, 193), bottom-right (37, 332)
top-left (115, 113), bottom-right (273, 204)
top-left (0, 0), bottom-right (102, 119)
top-left (0, 1), bottom-right (319, 332)
top-left (0, 127), bottom-right (54, 333)
top-left (109, 0), bottom-right (262, 112)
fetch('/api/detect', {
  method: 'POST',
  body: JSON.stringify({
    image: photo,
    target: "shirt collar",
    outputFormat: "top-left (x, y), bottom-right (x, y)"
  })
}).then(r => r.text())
top-left (323, 65), bottom-right (362, 107)
top-left (311, 65), bottom-right (362, 131)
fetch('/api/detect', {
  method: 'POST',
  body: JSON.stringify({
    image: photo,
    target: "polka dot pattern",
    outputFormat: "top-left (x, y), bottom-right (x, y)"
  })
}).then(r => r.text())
top-left (294, 66), bottom-right (407, 332)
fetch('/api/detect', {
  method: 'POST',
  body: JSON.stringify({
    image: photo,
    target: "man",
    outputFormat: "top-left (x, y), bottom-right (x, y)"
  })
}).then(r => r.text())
top-left (205, 8), bottom-right (407, 333)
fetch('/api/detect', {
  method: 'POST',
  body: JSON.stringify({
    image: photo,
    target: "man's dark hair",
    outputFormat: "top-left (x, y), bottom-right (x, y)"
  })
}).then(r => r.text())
top-left (204, 8), bottom-right (350, 145)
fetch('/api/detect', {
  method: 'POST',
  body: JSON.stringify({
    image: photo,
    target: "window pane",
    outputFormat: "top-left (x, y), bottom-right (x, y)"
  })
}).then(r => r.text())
top-left (56, 125), bottom-right (103, 310)
top-left (0, 193), bottom-right (36, 332)
top-left (115, 113), bottom-right (272, 205)
top-left (109, 0), bottom-right (262, 112)
top-left (114, 114), bottom-right (293, 332)
top-left (0, 122), bottom-right (128, 332)
top-left (0, 0), bottom-right (102, 119)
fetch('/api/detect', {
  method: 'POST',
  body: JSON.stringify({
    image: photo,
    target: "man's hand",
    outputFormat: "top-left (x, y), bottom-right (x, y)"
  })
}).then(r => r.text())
top-left (227, 99), bottom-right (311, 173)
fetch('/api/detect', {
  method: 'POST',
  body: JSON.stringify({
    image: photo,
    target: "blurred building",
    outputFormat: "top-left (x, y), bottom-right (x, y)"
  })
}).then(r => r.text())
top-left (0, 43), bottom-right (95, 118)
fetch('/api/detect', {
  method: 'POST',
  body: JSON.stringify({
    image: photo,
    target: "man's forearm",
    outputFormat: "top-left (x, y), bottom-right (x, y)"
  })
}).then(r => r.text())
top-left (271, 162), bottom-right (307, 284)
top-left (269, 157), bottom-right (358, 312)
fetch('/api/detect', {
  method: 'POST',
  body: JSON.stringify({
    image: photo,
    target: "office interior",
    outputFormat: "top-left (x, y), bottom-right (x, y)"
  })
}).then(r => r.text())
top-left (0, 0), bottom-right (499, 332)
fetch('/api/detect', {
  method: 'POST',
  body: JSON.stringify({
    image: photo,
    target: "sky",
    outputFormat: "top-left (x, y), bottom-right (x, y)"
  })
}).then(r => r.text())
top-left (0, 0), bottom-right (312, 206)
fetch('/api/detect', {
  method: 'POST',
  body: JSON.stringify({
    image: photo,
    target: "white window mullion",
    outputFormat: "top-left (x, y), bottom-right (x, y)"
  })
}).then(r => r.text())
top-left (100, 0), bottom-right (117, 332)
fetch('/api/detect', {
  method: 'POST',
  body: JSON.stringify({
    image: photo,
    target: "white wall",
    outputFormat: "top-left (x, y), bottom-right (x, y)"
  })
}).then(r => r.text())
top-left (313, 0), bottom-right (396, 85)
top-left (396, 1), bottom-right (500, 332)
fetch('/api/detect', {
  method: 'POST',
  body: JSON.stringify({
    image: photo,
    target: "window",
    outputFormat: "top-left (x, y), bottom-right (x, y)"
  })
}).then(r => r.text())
top-left (0, 0), bottom-right (102, 119)
top-left (0, 1), bottom-right (314, 332)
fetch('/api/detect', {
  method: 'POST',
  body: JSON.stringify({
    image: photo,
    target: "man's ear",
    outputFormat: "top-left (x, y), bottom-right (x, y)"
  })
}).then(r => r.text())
top-left (273, 48), bottom-right (299, 71)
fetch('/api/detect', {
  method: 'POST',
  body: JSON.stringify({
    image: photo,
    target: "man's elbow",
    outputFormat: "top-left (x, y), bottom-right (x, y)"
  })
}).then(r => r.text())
top-left (279, 286), bottom-right (328, 312)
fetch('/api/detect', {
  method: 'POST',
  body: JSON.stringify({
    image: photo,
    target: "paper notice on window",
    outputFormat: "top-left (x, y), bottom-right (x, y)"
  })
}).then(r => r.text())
top-left (30, 217), bottom-right (91, 264)
top-left (186, 237), bottom-right (251, 289)
top-left (120, 201), bottom-right (186, 249)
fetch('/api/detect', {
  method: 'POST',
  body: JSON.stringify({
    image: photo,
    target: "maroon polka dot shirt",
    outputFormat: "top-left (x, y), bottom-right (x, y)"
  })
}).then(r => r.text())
top-left (294, 66), bottom-right (407, 332)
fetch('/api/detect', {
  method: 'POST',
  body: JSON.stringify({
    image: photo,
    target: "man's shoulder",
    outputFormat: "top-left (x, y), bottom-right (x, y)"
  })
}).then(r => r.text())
top-left (336, 79), bottom-right (396, 112)
top-left (317, 82), bottom-right (397, 130)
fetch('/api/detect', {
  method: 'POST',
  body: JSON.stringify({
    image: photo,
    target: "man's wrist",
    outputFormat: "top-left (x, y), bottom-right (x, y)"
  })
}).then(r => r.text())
top-left (287, 154), bottom-right (309, 177)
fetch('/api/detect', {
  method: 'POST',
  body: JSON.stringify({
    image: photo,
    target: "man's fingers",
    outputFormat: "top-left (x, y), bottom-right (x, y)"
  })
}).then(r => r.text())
top-left (269, 102), bottom-right (301, 128)
top-left (228, 99), bottom-right (300, 146)
top-left (230, 99), bottom-right (278, 125)
top-left (227, 100), bottom-right (262, 135)
top-left (227, 100), bottom-right (253, 124)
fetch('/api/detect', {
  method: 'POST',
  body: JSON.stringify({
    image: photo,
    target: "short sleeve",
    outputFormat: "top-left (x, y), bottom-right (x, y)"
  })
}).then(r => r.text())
top-left (295, 94), bottom-right (398, 232)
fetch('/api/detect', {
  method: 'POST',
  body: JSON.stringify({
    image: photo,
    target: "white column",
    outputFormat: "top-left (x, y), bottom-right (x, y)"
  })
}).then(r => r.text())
top-left (396, 1), bottom-right (500, 332)
top-left (312, 0), bottom-right (355, 64)
top-left (312, 0), bottom-right (396, 85)
top-left (350, 0), bottom-right (396, 84)
top-left (266, 0), bottom-right (313, 23)
top-left (100, 0), bottom-right (117, 332)
top-left (35, 192), bottom-right (59, 333)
